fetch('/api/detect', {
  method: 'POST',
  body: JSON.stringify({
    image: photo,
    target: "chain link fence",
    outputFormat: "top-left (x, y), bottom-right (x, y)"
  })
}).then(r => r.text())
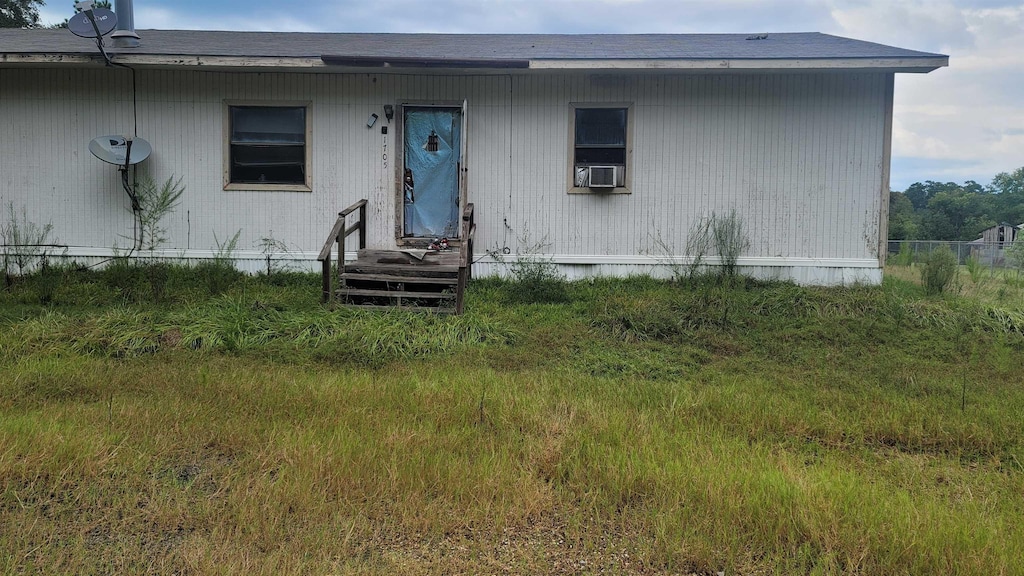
top-left (888, 240), bottom-right (1022, 270)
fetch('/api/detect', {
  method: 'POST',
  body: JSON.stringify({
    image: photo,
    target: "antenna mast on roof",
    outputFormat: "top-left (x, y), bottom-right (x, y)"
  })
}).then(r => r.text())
top-left (111, 0), bottom-right (140, 48)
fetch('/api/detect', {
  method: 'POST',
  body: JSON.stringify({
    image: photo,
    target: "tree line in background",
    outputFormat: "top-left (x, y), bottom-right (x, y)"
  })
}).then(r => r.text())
top-left (889, 167), bottom-right (1024, 241)
top-left (1, 0), bottom-right (44, 27)
top-left (1, 0), bottom-right (110, 29)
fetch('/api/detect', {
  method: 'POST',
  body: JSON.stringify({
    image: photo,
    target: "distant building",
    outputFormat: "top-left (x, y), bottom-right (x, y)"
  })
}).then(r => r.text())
top-left (968, 223), bottom-right (1021, 266)
top-left (977, 223), bottom-right (1020, 248)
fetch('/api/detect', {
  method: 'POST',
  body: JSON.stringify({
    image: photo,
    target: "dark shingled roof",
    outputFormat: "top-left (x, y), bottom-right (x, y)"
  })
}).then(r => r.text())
top-left (0, 29), bottom-right (946, 62)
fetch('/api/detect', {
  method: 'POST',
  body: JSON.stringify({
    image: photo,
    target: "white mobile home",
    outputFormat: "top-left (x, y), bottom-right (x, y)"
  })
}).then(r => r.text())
top-left (0, 28), bottom-right (947, 286)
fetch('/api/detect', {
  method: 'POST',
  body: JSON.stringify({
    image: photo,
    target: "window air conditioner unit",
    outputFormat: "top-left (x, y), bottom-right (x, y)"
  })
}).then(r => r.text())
top-left (588, 165), bottom-right (618, 188)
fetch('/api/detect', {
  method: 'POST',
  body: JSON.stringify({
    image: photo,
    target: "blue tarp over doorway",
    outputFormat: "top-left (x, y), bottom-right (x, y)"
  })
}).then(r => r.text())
top-left (403, 107), bottom-right (462, 238)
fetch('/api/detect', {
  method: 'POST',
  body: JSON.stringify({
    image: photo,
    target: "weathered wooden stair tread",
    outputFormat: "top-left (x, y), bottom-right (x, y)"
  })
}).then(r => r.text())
top-left (344, 263), bottom-right (460, 276)
top-left (338, 288), bottom-right (455, 299)
top-left (340, 273), bottom-right (457, 284)
top-left (337, 304), bottom-right (456, 313)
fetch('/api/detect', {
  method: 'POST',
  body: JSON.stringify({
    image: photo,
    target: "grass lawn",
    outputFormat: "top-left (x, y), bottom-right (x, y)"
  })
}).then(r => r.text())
top-left (885, 261), bottom-right (1024, 308)
top-left (1, 264), bottom-right (1023, 574)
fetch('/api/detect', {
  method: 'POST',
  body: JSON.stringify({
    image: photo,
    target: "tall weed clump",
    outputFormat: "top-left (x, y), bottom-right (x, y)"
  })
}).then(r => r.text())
top-left (2, 202), bottom-right (58, 289)
top-left (0, 203), bottom-right (70, 304)
top-left (712, 208), bottom-right (750, 281)
top-left (921, 245), bottom-right (959, 295)
top-left (135, 175), bottom-right (186, 251)
top-left (650, 209), bottom-right (749, 283)
top-left (649, 216), bottom-right (714, 282)
top-left (136, 175), bottom-right (186, 301)
top-left (255, 231), bottom-right (295, 278)
top-left (684, 217), bottom-right (715, 279)
top-left (509, 255), bottom-right (573, 303)
top-left (31, 260), bottom-right (63, 305)
top-left (497, 234), bottom-right (570, 304)
top-left (194, 230), bottom-right (243, 296)
top-left (965, 255), bottom-right (985, 284)
top-left (97, 174), bottom-right (187, 303)
top-left (891, 242), bottom-right (914, 266)
top-left (1007, 239), bottom-right (1024, 280)
top-left (507, 257), bottom-right (569, 304)
top-left (101, 256), bottom-right (147, 303)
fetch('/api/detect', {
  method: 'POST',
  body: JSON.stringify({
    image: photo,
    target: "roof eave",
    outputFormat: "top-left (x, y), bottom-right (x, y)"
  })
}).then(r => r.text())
top-left (1, 53), bottom-right (949, 73)
top-left (528, 56), bottom-right (949, 73)
top-left (320, 55), bottom-right (529, 69)
top-left (0, 53), bottom-right (329, 68)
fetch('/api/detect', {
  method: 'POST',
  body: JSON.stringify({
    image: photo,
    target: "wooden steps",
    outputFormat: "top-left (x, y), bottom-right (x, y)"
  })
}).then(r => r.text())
top-left (339, 288), bottom-right (454, 299)
top-left (337, 249), bottom-right (460, 313)
top-left (344, 263), bottom-right (460, 276)
top-left (336, 273), bottom-right (457, 284)
top-left (318, 201), bottom-right (475, 314)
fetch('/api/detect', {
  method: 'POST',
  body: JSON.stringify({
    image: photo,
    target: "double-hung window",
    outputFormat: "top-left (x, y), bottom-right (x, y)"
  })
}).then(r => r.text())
top-left (225, 103), bottom-right (311, 191)
top-left (570, 103), bottom-right (632, 193)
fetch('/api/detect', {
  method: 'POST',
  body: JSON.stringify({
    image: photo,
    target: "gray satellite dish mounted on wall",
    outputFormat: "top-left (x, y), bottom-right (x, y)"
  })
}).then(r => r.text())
top-left (89, 135), bottom-right (153, 240)
top-left (89, 135), bottom-right (151, 165)
top-left (68, 8), bottom-right (117, 39)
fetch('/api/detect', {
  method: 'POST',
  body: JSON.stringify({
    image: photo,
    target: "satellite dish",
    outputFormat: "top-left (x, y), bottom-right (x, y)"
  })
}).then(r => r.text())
top-left (89, 135), bottom-right (152, 165)
top-left (68, 8), bottom-right (117, 39)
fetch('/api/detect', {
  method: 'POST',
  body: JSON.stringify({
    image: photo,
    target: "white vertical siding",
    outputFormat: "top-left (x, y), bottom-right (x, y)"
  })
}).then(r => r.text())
top-left (0, 67), bottom-right (887, 281)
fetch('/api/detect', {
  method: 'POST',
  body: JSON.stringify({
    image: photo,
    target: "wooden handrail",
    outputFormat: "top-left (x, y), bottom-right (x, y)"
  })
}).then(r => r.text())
top-left (456, 203), bottom-right (475, 314)
top-left (341, 198), bottom-right (367, 217)
top-left (317, 217), bottom-right (347, 262)
top-left (458, 203), bottom-right (475, 268)
top-left (318, 199), bottom-right (368, 303)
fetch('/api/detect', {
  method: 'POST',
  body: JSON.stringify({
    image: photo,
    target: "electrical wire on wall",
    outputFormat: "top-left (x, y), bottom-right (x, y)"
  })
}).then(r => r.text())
top-left (82, 58), bottom-right (142, 268)
top-left (505, 73), bottom-right (513, 254)
top-left (66, 5), bottom-right (146, 269)
top-left (96, 36), bottom-right (140, 253)
top-left (115, 62), bottom-right (142, 254)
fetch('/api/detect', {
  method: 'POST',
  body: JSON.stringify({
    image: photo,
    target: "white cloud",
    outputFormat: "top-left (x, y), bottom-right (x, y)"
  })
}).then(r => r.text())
top-left (827, 0), bottom-right (975, 52)
top-left (892, 116), bottom-right (954, 159)
top-left (826, 0), bottom-right (1024, 185)
top-left (135, 6), bottom-right (321, 32)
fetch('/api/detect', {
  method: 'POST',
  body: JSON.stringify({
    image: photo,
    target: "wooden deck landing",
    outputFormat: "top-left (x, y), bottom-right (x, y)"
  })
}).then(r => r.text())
top-left (347, 249), bottom-right (461, 272)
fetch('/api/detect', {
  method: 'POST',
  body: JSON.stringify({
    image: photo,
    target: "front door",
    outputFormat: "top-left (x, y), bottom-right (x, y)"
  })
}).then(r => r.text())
top-left (402, 105), bottom-right (464, 239)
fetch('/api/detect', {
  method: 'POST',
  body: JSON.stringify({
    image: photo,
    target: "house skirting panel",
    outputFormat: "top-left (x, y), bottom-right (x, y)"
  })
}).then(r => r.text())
top-left (28, 247), bottom-right (324, 276)
top-left (473, 255), bottom-right (882, 286)
top-left (44, 248), bottom-right (881, 286)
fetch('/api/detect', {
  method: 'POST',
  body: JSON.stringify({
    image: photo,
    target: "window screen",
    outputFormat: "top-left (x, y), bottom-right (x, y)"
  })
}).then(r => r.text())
top-left (229, 106), bottom-right (306, 185)
top-left (574, 108), bottom-right (627, 167)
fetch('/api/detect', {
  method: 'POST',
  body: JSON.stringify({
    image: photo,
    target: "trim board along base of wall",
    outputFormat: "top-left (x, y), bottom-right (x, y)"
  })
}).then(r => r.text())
top-left (40, 248), bottom-right (883, 286)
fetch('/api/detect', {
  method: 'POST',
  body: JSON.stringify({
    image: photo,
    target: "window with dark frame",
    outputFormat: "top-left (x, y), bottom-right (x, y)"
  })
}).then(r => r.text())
top-left (228, 106), bottom-right (306, 185)
top-left (574, 107), bottom-right (627, 184)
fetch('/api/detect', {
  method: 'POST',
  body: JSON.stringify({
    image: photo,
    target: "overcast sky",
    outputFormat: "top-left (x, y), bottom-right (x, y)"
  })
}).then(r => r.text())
top-left (39, 0), bottom-right (1024, 191)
